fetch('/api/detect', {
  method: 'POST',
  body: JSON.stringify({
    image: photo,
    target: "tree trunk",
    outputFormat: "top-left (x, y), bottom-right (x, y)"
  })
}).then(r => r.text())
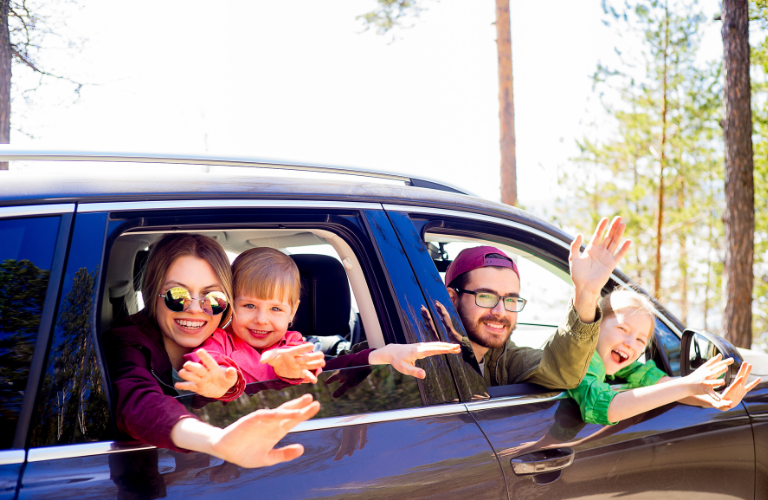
top-left (653, 5), bottom-right (670, 298)
top-left (0, 0), bottom-right (10, 170)
top-left (704, 183), bottom-right (714, 330)
top-left (496, 0), bottom-right (516, 206)
top-left (722, 0), bottom-right (754, 348)
top-left (676, 172), bottom-right (688, 324)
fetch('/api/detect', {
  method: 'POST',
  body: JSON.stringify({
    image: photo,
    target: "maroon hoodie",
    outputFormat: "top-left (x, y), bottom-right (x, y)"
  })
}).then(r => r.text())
top-left (104, 311), bottom-right (202, 452)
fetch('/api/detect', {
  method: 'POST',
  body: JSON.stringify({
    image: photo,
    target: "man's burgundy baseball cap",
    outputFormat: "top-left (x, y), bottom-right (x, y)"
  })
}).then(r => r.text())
top-left (444, 246), bottom-right (520, 287)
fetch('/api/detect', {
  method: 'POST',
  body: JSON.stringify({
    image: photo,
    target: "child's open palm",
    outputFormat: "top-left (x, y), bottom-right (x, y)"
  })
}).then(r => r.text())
top-left (261, 343), bottom-right (325, 383)
top-left (569, 216), bottom-right (631, 296)
top-left (685, 354), bottom-right (733, 400)
top-left (691, 361), bottom-right (761, 410)
top-left (175, 348), bottom-right (239, 399)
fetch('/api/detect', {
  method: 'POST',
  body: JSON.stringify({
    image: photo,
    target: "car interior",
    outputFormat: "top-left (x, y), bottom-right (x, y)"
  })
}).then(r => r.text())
top-left (424, 231), bottom-right (575, 350)
top-left (100, 228), bottom-right (388, 358)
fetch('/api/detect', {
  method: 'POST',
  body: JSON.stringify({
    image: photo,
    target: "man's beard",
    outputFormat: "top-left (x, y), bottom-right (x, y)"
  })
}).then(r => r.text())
top-left (457, 301), bottom-right (515, 349)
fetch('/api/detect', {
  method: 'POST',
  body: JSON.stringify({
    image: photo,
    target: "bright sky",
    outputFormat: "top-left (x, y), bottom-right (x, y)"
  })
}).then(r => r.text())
top-left (9, 0), bottom-right (723, 214)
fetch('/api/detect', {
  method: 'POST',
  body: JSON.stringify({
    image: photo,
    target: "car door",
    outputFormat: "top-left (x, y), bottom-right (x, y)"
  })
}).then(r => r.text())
top-left (386, 204), bottom-right (757, 500)
top-left (742, 380), bottom-right (768, 498)
top-left (0, 205), bottom-right (72, 500)
top-left (17, 200), bottom-right (507, 500)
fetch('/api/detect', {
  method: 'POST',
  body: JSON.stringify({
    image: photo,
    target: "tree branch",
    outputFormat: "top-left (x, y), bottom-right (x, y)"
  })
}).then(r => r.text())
top-left (11, 46), bottom-right (84, 95)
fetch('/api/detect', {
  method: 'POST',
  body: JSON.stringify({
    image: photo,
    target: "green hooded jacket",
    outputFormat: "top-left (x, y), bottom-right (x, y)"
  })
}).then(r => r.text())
top-left (567, 351), bottom-right (667, 425)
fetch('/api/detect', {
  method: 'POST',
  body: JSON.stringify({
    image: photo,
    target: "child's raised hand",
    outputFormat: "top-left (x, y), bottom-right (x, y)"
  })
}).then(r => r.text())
top-left (175, 348), bottom-right (239, 399)
top-left (261, 343), bottom-right (326, 383)
top-left (569, 217), bottom-right (631, 322)
top-left (715, 362), bottom-right (760, 410)
top-left (569, 217), bottom-right (632, 296)
top-left (684, 354), bottom-right (733, 400)
top-left (368, 342), bottom-right (462, 379)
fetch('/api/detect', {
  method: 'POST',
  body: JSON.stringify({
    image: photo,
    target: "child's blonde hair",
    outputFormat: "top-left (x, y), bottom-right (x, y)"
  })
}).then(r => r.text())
top-left (231, 247), bottom-right (301, 309)
top-left (599, 289), bottom-right (656, 341)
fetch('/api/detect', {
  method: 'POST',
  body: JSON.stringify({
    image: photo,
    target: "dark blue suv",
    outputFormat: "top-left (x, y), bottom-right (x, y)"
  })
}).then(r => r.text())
top-left (1, 150), bottom-right (767, 499)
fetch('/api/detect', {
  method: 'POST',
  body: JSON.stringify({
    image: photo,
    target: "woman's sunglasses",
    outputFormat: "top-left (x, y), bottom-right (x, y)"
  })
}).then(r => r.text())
top-left (159, 287), bottom-right (229, 315)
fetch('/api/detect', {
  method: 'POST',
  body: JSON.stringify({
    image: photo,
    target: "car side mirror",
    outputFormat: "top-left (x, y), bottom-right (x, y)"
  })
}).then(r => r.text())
top-left (680, 329), bottom-right (743, 390)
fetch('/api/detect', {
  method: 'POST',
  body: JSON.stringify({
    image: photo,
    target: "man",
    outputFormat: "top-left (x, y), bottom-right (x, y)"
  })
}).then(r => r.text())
top-left (443, 217), bottom-right (630, 389)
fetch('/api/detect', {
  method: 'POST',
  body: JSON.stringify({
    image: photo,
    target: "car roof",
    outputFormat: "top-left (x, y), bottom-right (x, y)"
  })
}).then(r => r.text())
top-left (2, 171), bottom-right (574, 242)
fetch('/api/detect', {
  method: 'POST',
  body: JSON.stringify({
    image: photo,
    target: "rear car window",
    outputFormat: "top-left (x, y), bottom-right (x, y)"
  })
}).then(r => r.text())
top-left (0, 216), bottom-right (60, 449)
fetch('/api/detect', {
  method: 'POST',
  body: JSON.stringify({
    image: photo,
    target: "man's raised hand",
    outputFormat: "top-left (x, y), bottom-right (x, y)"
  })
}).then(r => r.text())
top-left (569, 216), bottom-right (631, 322)
top-left (368, 342), bottom-right (461, 379)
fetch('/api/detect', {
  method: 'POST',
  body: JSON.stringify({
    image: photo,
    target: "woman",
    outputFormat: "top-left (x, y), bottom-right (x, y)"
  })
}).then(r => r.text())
top-left (105, 233), bottom-right (319, 468)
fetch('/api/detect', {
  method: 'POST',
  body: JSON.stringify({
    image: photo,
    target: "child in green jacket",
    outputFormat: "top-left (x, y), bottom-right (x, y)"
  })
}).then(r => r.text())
top-left (568, 290), bottom-right (760, 426)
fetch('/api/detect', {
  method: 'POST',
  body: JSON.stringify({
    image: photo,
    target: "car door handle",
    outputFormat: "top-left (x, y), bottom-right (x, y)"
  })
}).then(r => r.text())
top-left (510, 447), bottom-right (575, 476)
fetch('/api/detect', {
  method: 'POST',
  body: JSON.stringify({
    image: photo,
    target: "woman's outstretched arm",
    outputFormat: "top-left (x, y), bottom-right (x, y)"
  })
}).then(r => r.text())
top-left (170, 394), bottom-right (320, 468)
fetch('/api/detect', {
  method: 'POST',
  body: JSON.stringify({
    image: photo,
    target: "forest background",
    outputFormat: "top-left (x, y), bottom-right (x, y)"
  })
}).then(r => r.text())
top-left (2, 0), bottom-right (767, 349)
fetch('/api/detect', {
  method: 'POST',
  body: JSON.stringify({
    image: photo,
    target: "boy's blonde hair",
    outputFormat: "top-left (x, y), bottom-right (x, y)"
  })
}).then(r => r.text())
top-left (231, 247), bottom-right (301, 309)
top-left (599, 289), bottom-right (656, 340)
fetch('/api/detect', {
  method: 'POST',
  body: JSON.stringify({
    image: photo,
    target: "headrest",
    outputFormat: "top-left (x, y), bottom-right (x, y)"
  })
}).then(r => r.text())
top-left (290, 254), bottom-right (351, 337)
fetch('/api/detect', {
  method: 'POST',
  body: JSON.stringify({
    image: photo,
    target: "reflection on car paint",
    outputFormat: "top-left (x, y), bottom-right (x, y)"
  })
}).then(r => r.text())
top-left (177, 365), bottom-right (423, 424)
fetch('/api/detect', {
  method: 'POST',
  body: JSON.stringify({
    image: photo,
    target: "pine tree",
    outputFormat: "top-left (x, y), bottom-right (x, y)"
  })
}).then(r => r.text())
top-left (561, 0), bottom-right (722, 324)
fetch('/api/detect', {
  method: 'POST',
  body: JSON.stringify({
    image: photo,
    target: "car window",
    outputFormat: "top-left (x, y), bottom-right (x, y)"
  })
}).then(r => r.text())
top-left (654, 319), bottom-right (681, 376)
top-left (108, 229), bottom-right (381, 352)
top-left (426, 234), bottom-right (573, 349)
top-left (0, 216), bottom-right (60, 449)
top-left (100, 213), bottom-right (429, 433)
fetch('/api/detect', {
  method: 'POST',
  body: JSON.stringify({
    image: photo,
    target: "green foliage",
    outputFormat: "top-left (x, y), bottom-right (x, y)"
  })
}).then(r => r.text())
top-left (357, 0), bottom-right (423, 36)
top-left (559, 0), bottom-right (723, 328)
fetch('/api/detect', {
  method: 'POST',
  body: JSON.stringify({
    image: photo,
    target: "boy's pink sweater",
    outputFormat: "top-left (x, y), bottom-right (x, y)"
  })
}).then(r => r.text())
top-left (183, 327), bottom-right (310, 401)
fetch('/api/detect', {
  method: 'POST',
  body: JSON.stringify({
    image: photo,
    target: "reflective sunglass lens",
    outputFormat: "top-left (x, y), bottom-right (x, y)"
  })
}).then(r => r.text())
top-left (165, 287), bottom-right (191, 312)
top-left (203, 291), bottom-right (228, 315)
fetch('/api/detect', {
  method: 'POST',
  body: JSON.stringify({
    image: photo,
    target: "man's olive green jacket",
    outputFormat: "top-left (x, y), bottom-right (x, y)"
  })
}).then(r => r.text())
top-left (472, 301), bottom-right (602, 389)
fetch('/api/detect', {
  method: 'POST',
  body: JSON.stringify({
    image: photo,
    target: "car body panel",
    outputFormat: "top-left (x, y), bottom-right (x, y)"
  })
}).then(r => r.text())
top-left (471, 396), bottom-right (755, 499)
top-left (19, 411), bottom-right (506, 500)
top-left (742, 381), bottom-right (768, 498)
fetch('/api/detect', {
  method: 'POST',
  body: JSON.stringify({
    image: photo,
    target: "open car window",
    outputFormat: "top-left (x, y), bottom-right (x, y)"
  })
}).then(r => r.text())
top-left (100, 214), bottom-right (429, 430)
top-left (425, 232), bottom-right (573, 350)
top-left (103, 227), bottom-right (388, 355)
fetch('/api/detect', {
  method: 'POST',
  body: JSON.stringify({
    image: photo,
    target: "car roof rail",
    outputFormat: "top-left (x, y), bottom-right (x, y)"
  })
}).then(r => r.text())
top-left (0, 148), bottom-right (474, 196)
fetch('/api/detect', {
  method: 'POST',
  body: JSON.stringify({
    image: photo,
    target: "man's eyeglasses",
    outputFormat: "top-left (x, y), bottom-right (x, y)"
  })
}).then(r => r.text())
top-left (454, 288), bottom-right (527, 313)
top-left (159, 287), bottom-right (229, 315)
